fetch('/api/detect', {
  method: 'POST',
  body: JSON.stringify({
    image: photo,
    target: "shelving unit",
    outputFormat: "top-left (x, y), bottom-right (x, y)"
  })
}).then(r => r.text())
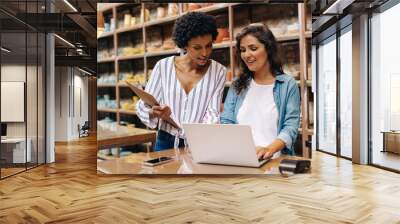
top-left (97, 3), bottom-right (313, 157)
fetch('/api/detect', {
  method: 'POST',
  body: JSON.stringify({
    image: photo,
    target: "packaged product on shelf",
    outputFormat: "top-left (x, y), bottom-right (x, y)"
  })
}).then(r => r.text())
top-left (226, 70), bottom-right (233, 81)
top-left (104, 22), bottom-right (110, 32)
top-left (98, 96), bottom-right (117, 109)
top-left (162, 38), bottom-right (175, 50)
top-left (188, 3), bottom-right (201, 11)
top-left (168, 3), bottom-right (179, 16)
top-left (162, 25), bottom-right (176, 50)
top-left (308, 102), bottom-right (314, 125)
top-left (130, 17), bottom-right (137, 26)
top-left (141, 8), bottom-right (150, 23)
top-left (132, 96), bottom-right (139, 105)
top-left (149, 7), bottom-right (158, 21)
top-left (120, 100), bottom-right (135, 111)
top-left (98, 74), bottom-right (116, 84)
top-left (98, 117), bottom-right (117, 130)
top-left (120, 96), bottom-right (140, 111)
top-left (157, 6), bottom-right (166, 19)
top-left (119, 32), bottom-right (144, 55)
top-left (265, 19), bottom-right (287, 37)
top-left (147, 29), bottom-right (162, 52)
top-left (181, 3), bottom-right (189, 13)
top-left (122, 72), bottom-right (146, 86)
top-left (124, 14), bottom-right (132, 27)
top-left (306, 14), bottom-right (312, 31)
top-left (110, 18), bottom-right (115, 31)
top-left (216, 28), bottom-right (229, 43)
top-left (286, 17), bottom-right (299, 35)
top-left (283, 63), bottom-right (300, 79)
top-left (123, 46), bottom-right (144, 56)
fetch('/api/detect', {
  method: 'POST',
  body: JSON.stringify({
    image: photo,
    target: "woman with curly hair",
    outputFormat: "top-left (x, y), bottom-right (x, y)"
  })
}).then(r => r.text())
top-left (136, 12), bottom-right (226, 151)
top-left (221, 24), bottom-right (300, 159)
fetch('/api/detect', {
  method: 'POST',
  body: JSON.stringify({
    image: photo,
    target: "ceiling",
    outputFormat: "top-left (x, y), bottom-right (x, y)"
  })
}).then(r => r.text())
top-left (0, 0), bottom-right (97, 74)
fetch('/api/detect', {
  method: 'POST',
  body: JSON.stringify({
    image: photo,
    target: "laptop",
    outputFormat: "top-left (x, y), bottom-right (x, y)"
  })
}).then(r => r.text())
top-left (182, 124), bottom-right (270, 167)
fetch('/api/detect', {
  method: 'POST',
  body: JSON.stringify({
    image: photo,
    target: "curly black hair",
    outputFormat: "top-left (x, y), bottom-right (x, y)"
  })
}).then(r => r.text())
top-left (172, 12), bottom-right (218, 49)
top-left (233, 24), bottom-right (283, 94)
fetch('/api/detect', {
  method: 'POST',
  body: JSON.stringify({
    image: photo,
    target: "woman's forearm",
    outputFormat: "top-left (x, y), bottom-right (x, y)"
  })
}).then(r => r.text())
top-left (266, 138), bottom-right (286, 154)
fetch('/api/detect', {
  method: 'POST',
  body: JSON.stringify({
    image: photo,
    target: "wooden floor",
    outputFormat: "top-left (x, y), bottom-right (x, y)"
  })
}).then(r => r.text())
top-left (1, 135), bottom-right (400, 223)
top-left (372, 151), bottom-right (400, 171)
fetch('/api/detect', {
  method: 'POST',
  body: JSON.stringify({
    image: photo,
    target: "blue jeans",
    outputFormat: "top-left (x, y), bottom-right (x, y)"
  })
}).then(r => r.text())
top-left (154, 130), bottom-right (185, 151)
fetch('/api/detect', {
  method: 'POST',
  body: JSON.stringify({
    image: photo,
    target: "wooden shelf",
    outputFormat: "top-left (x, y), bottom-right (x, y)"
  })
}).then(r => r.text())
top-left (98, 3), bottom-right (313, 158)
top-left (296, 80), bottom-right (312, 87)
top-left (98, 57), bottom-right (116, 63)
top-left (97, 31), bottom-right (114, 39)
top-left (214, 41), bottom-right (232, 49)
top-left (117, 54), bottom-right (145, 61)
top-left (189, 3), bottom-right (230, 14)
top-left (119, 109), bottom-right (137, 115)
top-left (231, 33), bottom-right (301, 46)
top-left (115, 24), bottom-right (143, 34)
top-left (145, 15), bottom-right (180, 27)
top-left (145, 49), bottom-right (180, 57)
top-left (98, 84), bottom-right (117, 88)
top-left (117, 81), bottom-right (145, 89)
top-left (98, 108), bottom-right (118, 113)
top-left (98, 3), bottom-right (124, 12)
top-left (276, 33), bottom-right (300, 42)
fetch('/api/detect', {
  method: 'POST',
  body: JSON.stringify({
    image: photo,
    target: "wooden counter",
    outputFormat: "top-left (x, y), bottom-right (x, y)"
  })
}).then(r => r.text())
top-left (97, 125), bottom-right (156, 151)
top-left (97, 148), bottom-right (303, 175)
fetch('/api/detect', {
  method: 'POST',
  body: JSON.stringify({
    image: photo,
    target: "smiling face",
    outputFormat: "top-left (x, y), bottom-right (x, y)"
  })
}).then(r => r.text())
top-left (185, 34), bottom-right (213, 67)
top-left (239, 34), bottom-right (269, 74)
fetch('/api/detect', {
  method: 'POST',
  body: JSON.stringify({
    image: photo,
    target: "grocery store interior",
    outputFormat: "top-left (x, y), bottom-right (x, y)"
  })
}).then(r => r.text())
top-left (0, 0), bottom-right (399, 222)
top-left (96, 2), bottom-right (313, 174)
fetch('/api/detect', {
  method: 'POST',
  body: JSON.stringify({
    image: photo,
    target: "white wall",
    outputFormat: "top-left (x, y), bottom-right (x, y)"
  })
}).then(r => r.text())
top-left (55, 66), bottom-right (68, 141)
top-left (1, 64), bottom-right (29, 137)
top-left (54, 66), bottom-right (89, 141)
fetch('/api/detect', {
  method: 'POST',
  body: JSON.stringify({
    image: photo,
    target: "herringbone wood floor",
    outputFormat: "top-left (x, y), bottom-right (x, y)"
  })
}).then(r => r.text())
top-left (1, 135), bottom-right (400, 224)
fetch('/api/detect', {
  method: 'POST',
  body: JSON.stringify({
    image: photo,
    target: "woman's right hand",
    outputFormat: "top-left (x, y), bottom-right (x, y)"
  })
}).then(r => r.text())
top-left (149, 105), bottom-right (172, 120)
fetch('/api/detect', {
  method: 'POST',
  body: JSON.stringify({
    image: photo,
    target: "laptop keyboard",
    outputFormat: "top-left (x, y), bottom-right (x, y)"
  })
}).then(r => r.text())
top-left (258, 157), bottom-right (272, 163)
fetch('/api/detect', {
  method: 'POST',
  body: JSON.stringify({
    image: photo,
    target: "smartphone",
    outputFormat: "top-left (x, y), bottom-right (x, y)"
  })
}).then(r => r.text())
top-left (143, 157), bottom-right (173, 166)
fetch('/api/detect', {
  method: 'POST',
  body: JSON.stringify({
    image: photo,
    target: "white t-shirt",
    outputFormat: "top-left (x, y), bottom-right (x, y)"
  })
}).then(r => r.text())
top-left (237, 80), bottom-right (280, 157)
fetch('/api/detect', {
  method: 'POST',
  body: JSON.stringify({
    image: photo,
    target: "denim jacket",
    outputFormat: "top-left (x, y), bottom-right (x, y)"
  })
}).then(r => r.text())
top-left (220, 74), bottom-right (300, 155)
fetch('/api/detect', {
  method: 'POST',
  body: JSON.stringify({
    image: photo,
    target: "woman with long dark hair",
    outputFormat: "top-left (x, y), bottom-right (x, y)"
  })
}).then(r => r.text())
top-left (221, 24), bottom-right (300, 159)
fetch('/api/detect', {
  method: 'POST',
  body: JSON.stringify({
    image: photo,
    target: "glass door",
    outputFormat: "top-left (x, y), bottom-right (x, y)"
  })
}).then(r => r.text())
top-left (317, 35), bottom-right (337, 155)
top-left (370, 2), bottom-right (400, 171)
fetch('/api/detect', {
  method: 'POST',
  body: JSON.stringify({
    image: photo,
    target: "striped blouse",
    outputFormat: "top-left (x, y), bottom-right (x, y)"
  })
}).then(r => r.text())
top-left (136, 56), bottom-right (227, 138)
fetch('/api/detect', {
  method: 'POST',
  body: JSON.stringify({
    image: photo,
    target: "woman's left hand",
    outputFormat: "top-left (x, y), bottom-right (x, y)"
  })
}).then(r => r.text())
top-left (256, 146), bottom-right (274, 160)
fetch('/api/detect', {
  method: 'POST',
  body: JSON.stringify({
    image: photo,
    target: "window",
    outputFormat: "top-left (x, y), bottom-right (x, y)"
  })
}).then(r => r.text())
top-left (317, 35), bottom-right (337, 154)
top-left (370, 2), bottom-right (400, 171)
top-left (339, 27), bottom-right (352, 158)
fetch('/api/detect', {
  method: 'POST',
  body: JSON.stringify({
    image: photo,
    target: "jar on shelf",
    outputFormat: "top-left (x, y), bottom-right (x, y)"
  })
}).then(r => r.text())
top-left (168, 3), bottom-right (179, 16)
top-left (157, 6), bottom-right (166, 19)
top-left (110, 18), bottom-right (115, 31)
top-left (124, 14), bottom-right (132, 27)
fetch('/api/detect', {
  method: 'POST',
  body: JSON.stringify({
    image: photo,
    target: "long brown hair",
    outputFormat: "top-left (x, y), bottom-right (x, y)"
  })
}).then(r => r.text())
top-left (233, 24), bottom-right (283, 94)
